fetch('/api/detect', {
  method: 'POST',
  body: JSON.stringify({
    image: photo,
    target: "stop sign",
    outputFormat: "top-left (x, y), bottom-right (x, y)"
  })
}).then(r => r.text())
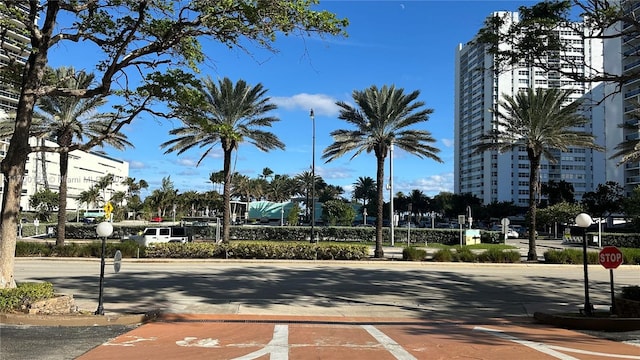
top-left (599, 246), bottom-right (623, 269)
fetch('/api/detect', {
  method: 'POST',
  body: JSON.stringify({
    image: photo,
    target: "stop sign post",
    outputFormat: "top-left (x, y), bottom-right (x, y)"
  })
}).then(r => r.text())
top-left (599, 246), bottom-right (623, 269)
top-left (599, 246), bottom-right (623, 314)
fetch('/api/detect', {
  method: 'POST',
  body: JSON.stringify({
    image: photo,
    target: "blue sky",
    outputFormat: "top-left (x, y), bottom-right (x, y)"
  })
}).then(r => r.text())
top-left (50, 1), bottom-right (535, 200)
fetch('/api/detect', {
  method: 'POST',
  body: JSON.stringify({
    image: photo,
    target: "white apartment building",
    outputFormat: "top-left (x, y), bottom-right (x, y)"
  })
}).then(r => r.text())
top-left (454, 11), bottom-right (614, 206)
top-left (603, 0), bottom-right (640, 196)
top-left (0, 136), bottom-right (130, 212)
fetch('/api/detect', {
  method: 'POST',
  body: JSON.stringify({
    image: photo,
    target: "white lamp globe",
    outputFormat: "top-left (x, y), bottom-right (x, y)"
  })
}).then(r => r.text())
top-left (96, 221), bottom-right (114, 237)
top-left (575, 213), bottom-right (593, 228)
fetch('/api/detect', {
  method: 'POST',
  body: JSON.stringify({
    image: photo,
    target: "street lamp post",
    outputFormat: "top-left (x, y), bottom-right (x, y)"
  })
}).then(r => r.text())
top-left (95, 221), bottom-right (113, 315)
top-left (575, 213), bottom-right (593, 316)
top-left (310, 109), bottom-right (316, 243)
top-left (389, 141), bottom-right (395, 246)
top-left (407, 203), bottom-right (412, 245)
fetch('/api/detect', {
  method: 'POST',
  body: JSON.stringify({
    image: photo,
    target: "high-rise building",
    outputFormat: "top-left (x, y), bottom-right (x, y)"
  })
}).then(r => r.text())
top-left (603, 0), bottom-right (640, 196)
top-left (454, 11), bottom-right (611, 206)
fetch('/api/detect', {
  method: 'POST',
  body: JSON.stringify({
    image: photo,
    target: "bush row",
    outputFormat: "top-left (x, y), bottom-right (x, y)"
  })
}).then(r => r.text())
top-left (428, 247), bottom-right (521, 263)
top-left (0, 282), bottom-right (54, 312)
top-left (543, 247), bottom-right (640, 265)
top-left (54, 224), bottom-right (500, 245)
top-left (141, 241), bottom-right (370, 260)
top-left (16, 241), bottom-right (144, 258)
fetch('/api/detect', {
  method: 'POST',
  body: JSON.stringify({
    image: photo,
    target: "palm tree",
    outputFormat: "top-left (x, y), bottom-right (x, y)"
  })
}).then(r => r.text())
top-left (352, 176), bottom-right (376, 208)
top-left (295, 170), bottom-right (320, 224)
top-left (611, 118), bottom-right (640, 164)
top-left (94, 174), bottom-right (115, 205)
top-left (323, 85), bottom-right (442, 258)
top-left (122, 177), bottom-right (148, 220)
top-left (261, 167), bottom-right (274, 180)
top-left (209, 170), bottom-right (225, 194)
top-left (33, 67), bottom-right (132, 245)
top-left (161, 77), bottom-right (284, 243)
top-left (475, 88), bottom-right (603, 261)
top-left (77, 186), bottom-right (102, 210)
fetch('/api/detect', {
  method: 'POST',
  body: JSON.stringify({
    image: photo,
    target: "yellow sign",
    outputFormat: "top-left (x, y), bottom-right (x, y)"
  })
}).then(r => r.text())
top-left (104, 202), bottom-right (114, 215)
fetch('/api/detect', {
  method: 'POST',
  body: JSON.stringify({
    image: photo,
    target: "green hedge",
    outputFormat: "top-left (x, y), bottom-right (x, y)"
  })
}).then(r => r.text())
top-left (431, 247), bottom-right (520, 263)
top-left (543, 248), bottom-right (640, 265)
top-left (16, 240), bottom-right (145, 258)
top-left (0, 282), bottom-right (54, 312)
top-left (145, 242), bottom-right (369, 260)
top-left (15, 241), bottom-right (368, 261)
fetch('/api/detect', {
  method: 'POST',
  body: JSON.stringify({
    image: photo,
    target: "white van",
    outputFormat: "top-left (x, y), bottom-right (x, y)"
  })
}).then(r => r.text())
top-left (133, 227), bottom-right (190, 246)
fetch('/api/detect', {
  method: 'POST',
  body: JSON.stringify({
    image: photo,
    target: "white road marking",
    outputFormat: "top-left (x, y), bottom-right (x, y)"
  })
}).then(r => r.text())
top-left (176, 336), bottom-right (220, 348)
top-left (546, 344), bottom-right (640, 359)
top-left (232, 324), bottom-right (289, 360)
top-left (362, 325), bottom-right (417, 360)
top-left (103, 335), bottom-right (157, 347)
top-left (475, 326), bottom-right (640, 360)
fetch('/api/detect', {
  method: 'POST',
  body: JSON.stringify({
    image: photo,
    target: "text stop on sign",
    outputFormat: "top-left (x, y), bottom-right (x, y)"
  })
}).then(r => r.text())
top-left (598, 246), bottom-right (623, 269)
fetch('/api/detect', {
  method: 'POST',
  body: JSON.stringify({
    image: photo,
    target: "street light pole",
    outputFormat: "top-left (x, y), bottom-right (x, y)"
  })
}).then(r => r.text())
top-left (95, 221), bottom-right (113, 315)
top-left (310, 109), bottom-right (316, 243)
top-left (389, 141), bottom-right (394, 247)
top-left (575, 213), bottom-right (593, 316)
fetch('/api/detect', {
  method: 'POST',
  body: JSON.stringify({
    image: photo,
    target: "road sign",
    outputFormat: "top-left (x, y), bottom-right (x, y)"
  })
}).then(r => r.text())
top-left (599, 246), bottom-right (623, 269)
top-left (104, 202), bottom-right (114, 216)
top-left (113, 250), bottom-right (122, 273)
top-left (103, 202), bottom-right (113, 213)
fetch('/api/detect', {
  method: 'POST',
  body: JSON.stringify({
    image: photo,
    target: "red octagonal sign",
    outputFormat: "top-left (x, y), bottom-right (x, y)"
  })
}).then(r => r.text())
top-left (599, 246), bottom-right (623, 269)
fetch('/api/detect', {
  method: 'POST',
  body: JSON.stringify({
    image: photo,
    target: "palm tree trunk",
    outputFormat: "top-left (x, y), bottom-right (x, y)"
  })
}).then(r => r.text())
top-left (527, 151), bottom-right (541, 261)
top-left (374, 154), bottom-right (385, 258)
top-left (222, 148), bottom-right (233, 243)
top-left (56, 150), bottom-right (70, 246)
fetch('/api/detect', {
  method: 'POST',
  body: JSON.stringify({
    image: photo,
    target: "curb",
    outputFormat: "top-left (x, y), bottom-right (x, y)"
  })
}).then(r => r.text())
top-left (0, 310), bottom-right (160, 327)
top-left (533, 311), bottom-right (640, 332)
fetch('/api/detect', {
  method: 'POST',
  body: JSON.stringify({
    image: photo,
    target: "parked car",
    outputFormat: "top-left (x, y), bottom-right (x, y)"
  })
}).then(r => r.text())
top-left (131, 226), bottom-right (190, 246)
top-left (150, 216), bottom-right (163, 222)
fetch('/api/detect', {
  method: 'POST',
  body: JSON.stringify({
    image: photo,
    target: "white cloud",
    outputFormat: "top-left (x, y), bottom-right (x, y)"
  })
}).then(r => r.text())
top-left (129, 160), bottom-right (145, 169)
top-left (177, 158), bottom-right (197, 167)
top-left (441, 138), bottom-right (454, 147)
top-left (395, 172), bottom-right (454, 196)
top-left (271, 93), bottom-right (340, 116)
top-left (316, 165), bottom-right (353, 180)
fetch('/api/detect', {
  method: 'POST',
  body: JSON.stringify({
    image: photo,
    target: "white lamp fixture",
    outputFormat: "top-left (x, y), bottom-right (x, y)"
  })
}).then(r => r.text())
top-left (96, 221), bottom-right (114, 237)
top-left (575, 213), bottom-right (593, 229)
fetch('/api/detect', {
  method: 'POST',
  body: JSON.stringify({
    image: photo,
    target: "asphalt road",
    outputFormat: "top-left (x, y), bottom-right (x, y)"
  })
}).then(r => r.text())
top-left (2, 257), bottom-right (639, 359)
top-left (0, 324), bottom-right (137, 360)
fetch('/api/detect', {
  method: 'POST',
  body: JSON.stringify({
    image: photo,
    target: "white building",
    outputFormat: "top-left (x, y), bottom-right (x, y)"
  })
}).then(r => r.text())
top-left (454, 11), bottom-right (613, 206)
top-left (0, 136), bottom-right (129, 212)
top-left (602, 0), bottom-right (640, 196)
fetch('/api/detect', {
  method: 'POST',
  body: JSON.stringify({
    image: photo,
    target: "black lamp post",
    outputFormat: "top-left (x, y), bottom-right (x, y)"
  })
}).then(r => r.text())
top-left (95, 221), bottom-right (113, 315)
top-left (310, 108), bottom-right (316, 243)
top-left (575, 213), bottom-right (593, 316)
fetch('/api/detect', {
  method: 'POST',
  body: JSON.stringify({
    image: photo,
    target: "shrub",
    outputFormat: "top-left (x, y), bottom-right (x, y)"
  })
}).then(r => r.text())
top-left (622, 286), bottom-right (640, 301)
top-left (0, 282), bottom-right (54, 312)
top-left (453, 247), bottom-right (476, 262)
top-left (403, 246), bottom-right (427, 261)
top-left (432, 248), bottom-right (454, 262)
top-left (621, 247), bottom-right (640, 265)
top-left (15, 242), bottom-right (51, 257)
top-left (543, 249), bottom-right (600, 264)
top-left (477, 248), bottom-right (520, 263)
